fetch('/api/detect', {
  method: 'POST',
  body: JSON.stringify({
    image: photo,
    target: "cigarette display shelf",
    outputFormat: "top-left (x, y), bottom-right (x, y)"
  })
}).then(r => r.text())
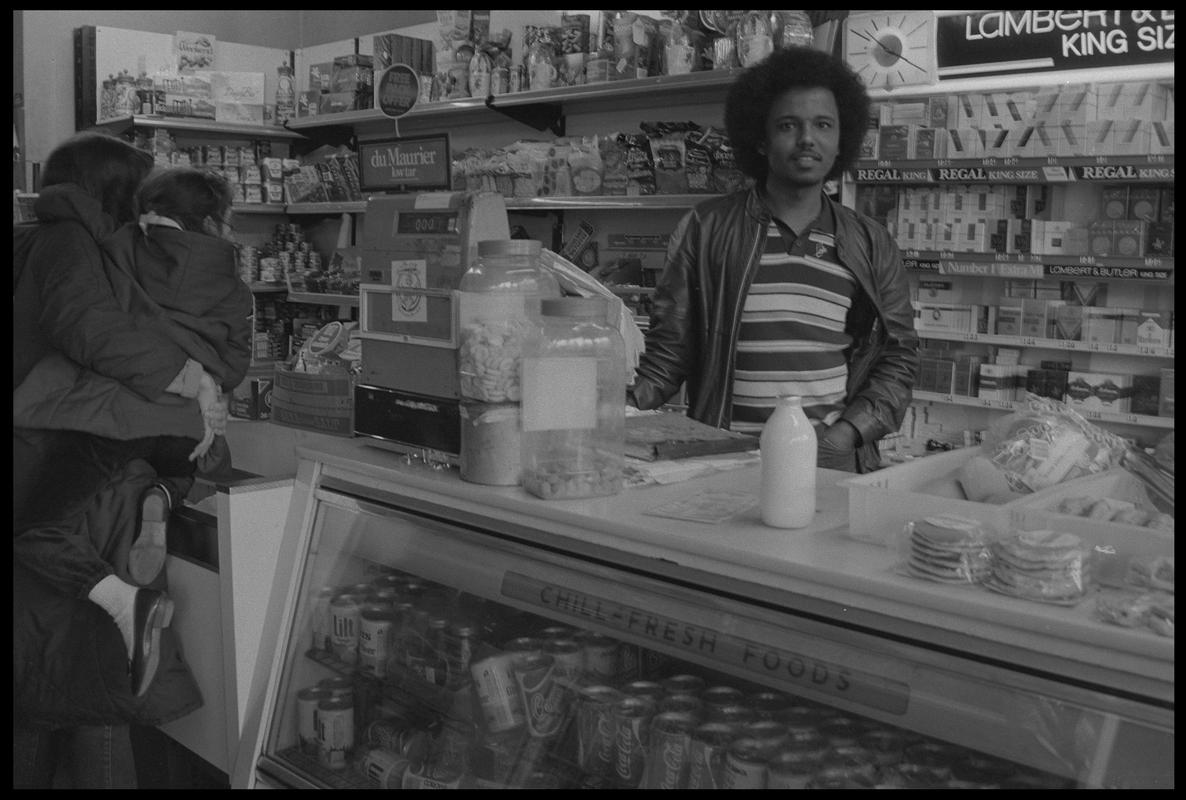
top-left (916, 329), bottom-right (1172, 359)
top-left (852, 154), bottom-right (1174, 185)
top-left (901, 250), bottom-right (1174, 284)
top-left (283, 68), bottom-right (745, 140)
top-left (912, 390), bottom-right (1174, 431)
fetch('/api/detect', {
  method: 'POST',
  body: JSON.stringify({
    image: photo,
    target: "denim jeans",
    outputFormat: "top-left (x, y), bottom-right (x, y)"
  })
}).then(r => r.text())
top-left (12, 721), bottom-right (137, 788)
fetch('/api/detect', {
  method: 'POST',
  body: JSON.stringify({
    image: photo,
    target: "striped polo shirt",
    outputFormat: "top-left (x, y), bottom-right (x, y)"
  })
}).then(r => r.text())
top-left (730, 204), bottom-right (856, 435)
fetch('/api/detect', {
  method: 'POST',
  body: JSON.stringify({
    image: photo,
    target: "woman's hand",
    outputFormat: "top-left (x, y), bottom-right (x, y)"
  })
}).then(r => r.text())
top-left (189, 371), bottom-right (229, 461)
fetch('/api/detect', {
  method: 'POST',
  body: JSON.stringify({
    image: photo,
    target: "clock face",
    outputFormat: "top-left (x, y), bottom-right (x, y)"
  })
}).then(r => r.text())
top-left (845, 11), bottom-right (937, 90)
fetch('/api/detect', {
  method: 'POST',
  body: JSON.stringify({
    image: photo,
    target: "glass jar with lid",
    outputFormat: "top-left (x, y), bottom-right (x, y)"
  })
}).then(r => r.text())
top-left (520, 296), bottom-right (626, 500)
top-left (457, 239), bottom-right (559, 404)
top-left (457, 239), bottom-right (559, 486)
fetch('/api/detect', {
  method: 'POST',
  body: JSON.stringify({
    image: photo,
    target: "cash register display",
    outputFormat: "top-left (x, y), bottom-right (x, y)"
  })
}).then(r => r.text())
top-left (396, 211), bottom-right (459, 236)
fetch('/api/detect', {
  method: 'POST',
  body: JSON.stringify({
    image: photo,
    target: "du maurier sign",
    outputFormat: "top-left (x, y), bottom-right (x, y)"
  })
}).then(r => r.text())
top-left (358, 135), bottom-right (451, 193)
top-left (937, 10), bottom-right (1174, 79)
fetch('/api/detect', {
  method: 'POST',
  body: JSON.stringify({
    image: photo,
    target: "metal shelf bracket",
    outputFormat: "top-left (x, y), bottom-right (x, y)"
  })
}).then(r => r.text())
top-left (484, 96), bottom-right (565, 136)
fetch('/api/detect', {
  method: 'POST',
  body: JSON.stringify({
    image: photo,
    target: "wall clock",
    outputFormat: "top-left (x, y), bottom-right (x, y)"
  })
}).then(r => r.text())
top-left (844, 11), bottom-right (938, 90)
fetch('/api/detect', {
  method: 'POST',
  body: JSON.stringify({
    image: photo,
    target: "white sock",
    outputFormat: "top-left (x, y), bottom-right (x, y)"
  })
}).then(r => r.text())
top-left (87, 574), bottom-right (137, 658)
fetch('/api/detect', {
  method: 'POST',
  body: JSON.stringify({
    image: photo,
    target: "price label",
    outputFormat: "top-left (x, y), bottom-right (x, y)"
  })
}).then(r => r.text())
top-left (1065, 339), bottom-right (1083, 350)
top-left (1081, 409), bottom-right (1103, 420)
top-left (1020, 337), bottom-right (1038, 347)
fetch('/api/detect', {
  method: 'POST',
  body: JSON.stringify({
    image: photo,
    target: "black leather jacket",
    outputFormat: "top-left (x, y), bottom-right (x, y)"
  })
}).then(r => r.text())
top-left (629, 188), bottom-right (920, 473)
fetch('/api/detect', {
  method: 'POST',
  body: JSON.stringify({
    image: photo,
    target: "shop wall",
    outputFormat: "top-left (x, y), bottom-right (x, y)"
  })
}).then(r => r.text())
top-left (17, 10), bottom-right (434, 182)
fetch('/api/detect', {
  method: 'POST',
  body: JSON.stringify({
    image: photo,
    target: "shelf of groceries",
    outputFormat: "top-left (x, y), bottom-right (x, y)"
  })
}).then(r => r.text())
top-left (282, 194), bottom-right (720, 216)
top-left (282, 68), bottom-right (745, 135)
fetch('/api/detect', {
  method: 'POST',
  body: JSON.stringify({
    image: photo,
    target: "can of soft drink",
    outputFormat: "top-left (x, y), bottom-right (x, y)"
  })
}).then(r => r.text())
top-left (661, 673), bottom-right (706, 697)
top-left (611, 695), bottom-right (655, 788)
top-left (542, 637), bottom-right (584, 685)
top-left (329, 591), bottom-right (363, 664)
top-left (513, 652), bottom-right (569, 740)
top-left (360, 747), bottom-right (411, 788)
top-left (641, 711), bottom-right (698, 789)
top-left (702, 685), bottom-right (745, 717)
top-left (576, 685), bottom-right (621, 778)
top-left (709, 703), bottom-right (757, 726)
top-left (470, 651), bottom-right (525, 732)
top-left (685, 721), bottom-right (737, 790)
top-left (621, 680), bottom-right (665, 703)
top-left (358, 601), bottom-right (395, 677)
top-left (767, 743), bottom-right (826, 789)
top-left (722, 737), bottom-right (771, 789)
top-left (316, 695), bottom-right (354, 770)
top-left (296, 686), bottom-right (331, 756)
top-left (658, 693), bottom-right (705, 720)
top-left (747, 690), bottom-right (793, 720)
top-left (577, 631), bottom-right (619, 681)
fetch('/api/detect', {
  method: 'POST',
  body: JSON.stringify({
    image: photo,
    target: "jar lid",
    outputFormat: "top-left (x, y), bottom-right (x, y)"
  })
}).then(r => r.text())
top-left (477, 238), bottom-right (542, 257)
top-left (540, 296), bottom-right (608, 318)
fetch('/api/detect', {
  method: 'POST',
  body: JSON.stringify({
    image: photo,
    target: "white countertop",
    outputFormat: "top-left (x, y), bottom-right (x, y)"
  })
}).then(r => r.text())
top-left (293, 436), bottom-right (1174, 705)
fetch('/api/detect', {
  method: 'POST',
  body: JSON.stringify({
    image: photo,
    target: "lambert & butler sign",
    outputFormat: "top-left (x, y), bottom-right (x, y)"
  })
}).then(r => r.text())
top-left (937, 10), bottom-right (1174, 78)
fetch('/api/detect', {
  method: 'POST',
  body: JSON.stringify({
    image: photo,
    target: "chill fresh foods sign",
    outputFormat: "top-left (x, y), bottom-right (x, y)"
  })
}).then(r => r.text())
top-left (359, 134), bottom-right (451, 192)
top-left (937, 10), bottom-right (1174, 78)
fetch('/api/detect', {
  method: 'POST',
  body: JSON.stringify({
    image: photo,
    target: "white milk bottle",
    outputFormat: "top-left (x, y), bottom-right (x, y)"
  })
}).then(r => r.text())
top-left (759, 395), bottom-right (817, 528)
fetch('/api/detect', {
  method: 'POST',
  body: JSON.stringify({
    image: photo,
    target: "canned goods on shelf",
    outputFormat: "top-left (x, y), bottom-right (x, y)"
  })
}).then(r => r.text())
top-left (611, 695), bottom-right (656, 788)
top-left (641, 710), bottom-right (698, 789)
top-left (296, 686), bottom-right (332, 756)
top-left (661, 673), bottom-right (707, 697)
top-left (576, 685), bottom-right (622, 779)
top-left (722, 737), bottom-right (771, 789)
top-left (316, 695), bottom-right (354, 770)
top-left (685, 721), bottom-right (738, 790)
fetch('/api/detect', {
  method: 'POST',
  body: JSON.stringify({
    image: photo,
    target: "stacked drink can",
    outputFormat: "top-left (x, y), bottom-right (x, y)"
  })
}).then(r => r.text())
top-left (291, 574), bottom-right (1061, 789)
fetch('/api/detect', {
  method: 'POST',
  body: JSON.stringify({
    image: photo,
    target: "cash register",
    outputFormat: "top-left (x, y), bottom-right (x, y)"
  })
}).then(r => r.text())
top-left (354, 191), bottom-right (510, 463)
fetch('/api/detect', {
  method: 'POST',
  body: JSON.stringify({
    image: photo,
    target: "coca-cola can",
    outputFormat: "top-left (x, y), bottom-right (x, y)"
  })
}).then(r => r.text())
top-left (577, 631), bottom-right (619, 681)
top-left (621, 680), bottom-right (665, 703)
top-left (617, 643), bottom-right (643, 682)
top-left (542, 637), bottom-right (584, 685)
top-left (747, 690), bottom-right (793, 720)
top-left (709, 703), bottom-right (757, 726)
top-left (513, 652), bottom-right (569, 740)
top-left (470, 651), bottom-right (525, 732)
top-left (661, 673), bottom-right (706, 697)
top-left (576, 685), bottom-right (621, 778)
top-left (658, 692), bottom-right (705, 719)
top-left (766, 742), bottom-right (826, 789)
top-left (611, 695), bottom-right (655, 788)
top-left (685, 721), bottom-right (737, 790)
top-left (722, 737), bottom-right (771, 789)
top-left (740, 719), bottom-right (789, 756)
top-left (641, 711), bottom-right (698, 789)
top-left (702, 685), bottom-right (745, 716)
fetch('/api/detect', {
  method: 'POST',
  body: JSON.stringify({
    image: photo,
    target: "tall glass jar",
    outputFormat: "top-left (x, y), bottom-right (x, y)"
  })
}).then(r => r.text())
top-left (520, 297), bottom-right (626, 500)
top-left (457, 239), bottom-right (560, 486)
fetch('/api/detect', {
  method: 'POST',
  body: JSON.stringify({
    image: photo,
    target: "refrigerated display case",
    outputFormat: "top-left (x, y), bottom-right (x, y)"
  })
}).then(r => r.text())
top-left (234, 439), bottom-right (1173, 789)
